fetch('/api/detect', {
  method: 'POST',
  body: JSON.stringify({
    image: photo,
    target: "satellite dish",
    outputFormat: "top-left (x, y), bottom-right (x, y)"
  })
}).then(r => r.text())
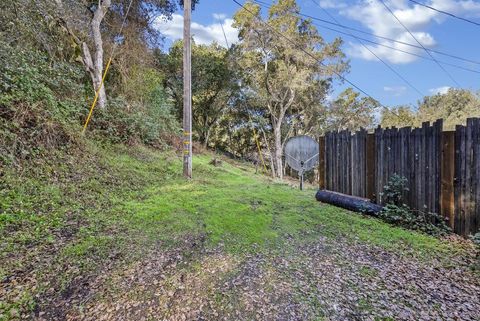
top-left (284, 135), bottom-right (319, 190)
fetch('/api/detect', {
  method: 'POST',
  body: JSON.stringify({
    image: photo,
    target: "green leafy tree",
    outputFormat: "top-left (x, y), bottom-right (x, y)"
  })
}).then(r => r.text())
top-left (417, 88), bottom-right (480, 130)
top-left (233, 0), bottom-right (348, 178)
top-left (325, 88), bottom-right (379, 132)
top-left (380, 105), bottom-right (417, 128)
top-left (4, 0), bottom-right (198, 109)
top-left (0, 0), bottom-right (183, 151)
top-left (160, 40), bottom-right (239, 147)
top-left (380, 89), bottom-right (480, 130)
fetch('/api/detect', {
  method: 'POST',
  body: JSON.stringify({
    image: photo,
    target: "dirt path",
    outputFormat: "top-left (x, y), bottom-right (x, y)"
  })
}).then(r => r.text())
top-left (36, 234), bottom-right (480, 321)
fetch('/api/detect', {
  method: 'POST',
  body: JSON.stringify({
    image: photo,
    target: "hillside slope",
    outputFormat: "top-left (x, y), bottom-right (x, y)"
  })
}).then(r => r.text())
top-left (1, 145), bottom-right (479, 320)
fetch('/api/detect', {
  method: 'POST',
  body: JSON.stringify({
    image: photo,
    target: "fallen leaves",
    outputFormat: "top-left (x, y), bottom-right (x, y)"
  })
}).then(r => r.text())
top-left (24, 234), bottom-right (478, 321)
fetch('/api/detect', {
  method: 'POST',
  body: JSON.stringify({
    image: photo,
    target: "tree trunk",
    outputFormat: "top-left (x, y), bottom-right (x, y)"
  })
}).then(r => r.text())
top-left (260, 127), bottom-right (276, 178)
top-left (203, 128), bottom-right (211, 148)
top-left (273, 124), bottom-right (283, 180)
top-left (82, 0), bottom-right (111, 109)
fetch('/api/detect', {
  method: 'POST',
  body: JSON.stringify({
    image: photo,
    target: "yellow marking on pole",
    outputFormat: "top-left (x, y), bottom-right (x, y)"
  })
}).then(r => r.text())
top-left (82, 57), bottom-right (112, 134)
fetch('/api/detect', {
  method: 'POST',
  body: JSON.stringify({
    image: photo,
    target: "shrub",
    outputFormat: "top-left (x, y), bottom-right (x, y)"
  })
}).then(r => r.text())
top-left (88, 93), bottom-right (179, 147)
top-left (379, 175), bottom-right (451, 236)
top-left (0, 41), bottom-right (179, 161)
top-left (381, 174), bottom-right (408, 206)
top-left (0, 41), bottom-right (87, 120)
top-left (0, 42), bottom-right (87, 165)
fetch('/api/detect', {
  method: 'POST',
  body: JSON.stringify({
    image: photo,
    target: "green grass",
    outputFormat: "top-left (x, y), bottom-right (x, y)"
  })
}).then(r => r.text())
top-left (0, 144), bottom-right (468, 318)
top-left (97, 150), bottom-right (459, 257)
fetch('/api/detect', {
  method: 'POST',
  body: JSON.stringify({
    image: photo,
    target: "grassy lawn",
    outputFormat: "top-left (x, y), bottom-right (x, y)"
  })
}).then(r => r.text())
top-left (105, 149), bottom-right (460, 257)
top-left (0, 144), bottom-right (475, 320)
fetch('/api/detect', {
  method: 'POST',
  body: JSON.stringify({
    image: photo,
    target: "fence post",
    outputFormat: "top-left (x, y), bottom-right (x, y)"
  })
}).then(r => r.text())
top-left (319, 136), bottom-right (326, 190)
top-left (441, 131), bottom-right (455, 229)
top-left (366, 133), bottom-right (376, 200)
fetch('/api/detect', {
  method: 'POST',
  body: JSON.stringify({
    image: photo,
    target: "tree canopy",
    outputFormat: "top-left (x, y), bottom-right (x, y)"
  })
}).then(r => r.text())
top-left (159, 40), bottom-right (239, 147)
top-left (232, 0), bottom-right (348, 178)
top-left (380, 89), bottom-right (480, 130)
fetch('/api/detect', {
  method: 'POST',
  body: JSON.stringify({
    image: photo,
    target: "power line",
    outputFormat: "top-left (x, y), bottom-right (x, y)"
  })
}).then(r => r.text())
top-left (311, 19), bottom-right (480, 74)
top-left (252, 0), bottom-right (480, 75)
top-left (407, 0), bottom-right (480, 27)
top-left (310, 0), bottom-right (424, 97)
top-left (231, 0), bottom-right (385, 109)
top-left (220, 20), bottom-right (230, 48)
top-left (380, 0), bottom-right (461, 87)
top-left (253, 0), bottom-right (480, 66)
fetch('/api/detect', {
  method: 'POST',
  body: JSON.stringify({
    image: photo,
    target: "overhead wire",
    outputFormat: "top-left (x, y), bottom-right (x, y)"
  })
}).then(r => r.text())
top-left (253, 0), bottom-right (480, 75)
top-left (311, 0), bottom-right (424, 97)
top-left (231, 0), bottom-right (395, 114)
top-left (82, 0), bottom-right (134, 134)
top-left (311, 23), bottom-right (480, 74)
top-left (231, 0), bottom-right (374, 100)
top-left (380, 0), bottom-right (461, 87)
top-left (407, 0), bottom-right (480, 27)
top-left (219, 20), bottom-right (230, 48)
top-left (253, 0), bottom-right (480, 66)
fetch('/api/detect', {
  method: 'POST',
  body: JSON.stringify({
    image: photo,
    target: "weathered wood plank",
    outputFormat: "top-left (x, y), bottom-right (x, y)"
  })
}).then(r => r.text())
top-left (441, 131), bottom-right (455, 229)
top-left (319, 136), bottom-right (326, 190)
top-left (454, 126), bottom-right (462, 234)
top-left (433, 120), bottom-right (441, 215)
top-left (408, 127), bottom-right (416, 208)
top-left (465, 119), bottom-right (473, 234)
top-left (427, 124), bottom-right (433, 216)
top-left (456, 125), bottom-right (467, 235)
top-left (375, 126), bottom-right (383, 204)
top-left (366, 133), bottom-right (375, 200)
top-left (471, 118), bottom-right (480, 233)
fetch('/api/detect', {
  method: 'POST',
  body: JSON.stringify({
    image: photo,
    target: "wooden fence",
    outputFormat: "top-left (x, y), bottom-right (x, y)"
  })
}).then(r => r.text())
top-left (318, 118), bottom-right (480, 236)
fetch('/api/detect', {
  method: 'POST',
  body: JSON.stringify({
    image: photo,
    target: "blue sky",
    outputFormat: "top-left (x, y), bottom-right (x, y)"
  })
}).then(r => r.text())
top-left (154, 0), bottom-right (480, 107)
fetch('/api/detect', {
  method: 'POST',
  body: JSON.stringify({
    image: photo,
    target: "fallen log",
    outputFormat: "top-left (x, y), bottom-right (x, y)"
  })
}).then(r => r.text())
top-left (315, 190), bottom-right (383, 215)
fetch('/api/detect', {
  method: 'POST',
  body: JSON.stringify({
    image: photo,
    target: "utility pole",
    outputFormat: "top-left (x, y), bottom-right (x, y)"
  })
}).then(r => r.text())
top-left (183, 0), bottom-right (192, 178)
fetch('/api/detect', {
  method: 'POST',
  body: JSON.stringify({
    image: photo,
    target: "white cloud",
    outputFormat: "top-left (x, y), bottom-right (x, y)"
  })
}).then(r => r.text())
top-left (339, 0), bottom-right (480, 64)
top-left (384, 85), bottom-right (407, 96)
top-left (347, 32), bottom-right (436, 64)
top-left (213, 13), bottom-right (227, 20)
top-left (318, 0), bottom-right (347, 9)
top-left (154, 14), bottom-right (238, 48)
top-left (429, 86), bottom-right (451, 94)
top-left (430, 0), bottom-right (480, 20)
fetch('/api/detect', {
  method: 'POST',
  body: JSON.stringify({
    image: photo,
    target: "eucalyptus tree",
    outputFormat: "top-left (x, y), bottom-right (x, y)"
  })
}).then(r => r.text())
top-left (233, 0), bottom-right (348, 178)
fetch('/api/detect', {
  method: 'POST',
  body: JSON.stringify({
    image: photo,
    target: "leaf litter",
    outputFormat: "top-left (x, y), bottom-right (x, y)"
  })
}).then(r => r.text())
top-left (28, 233), bottom-right (480, 321)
